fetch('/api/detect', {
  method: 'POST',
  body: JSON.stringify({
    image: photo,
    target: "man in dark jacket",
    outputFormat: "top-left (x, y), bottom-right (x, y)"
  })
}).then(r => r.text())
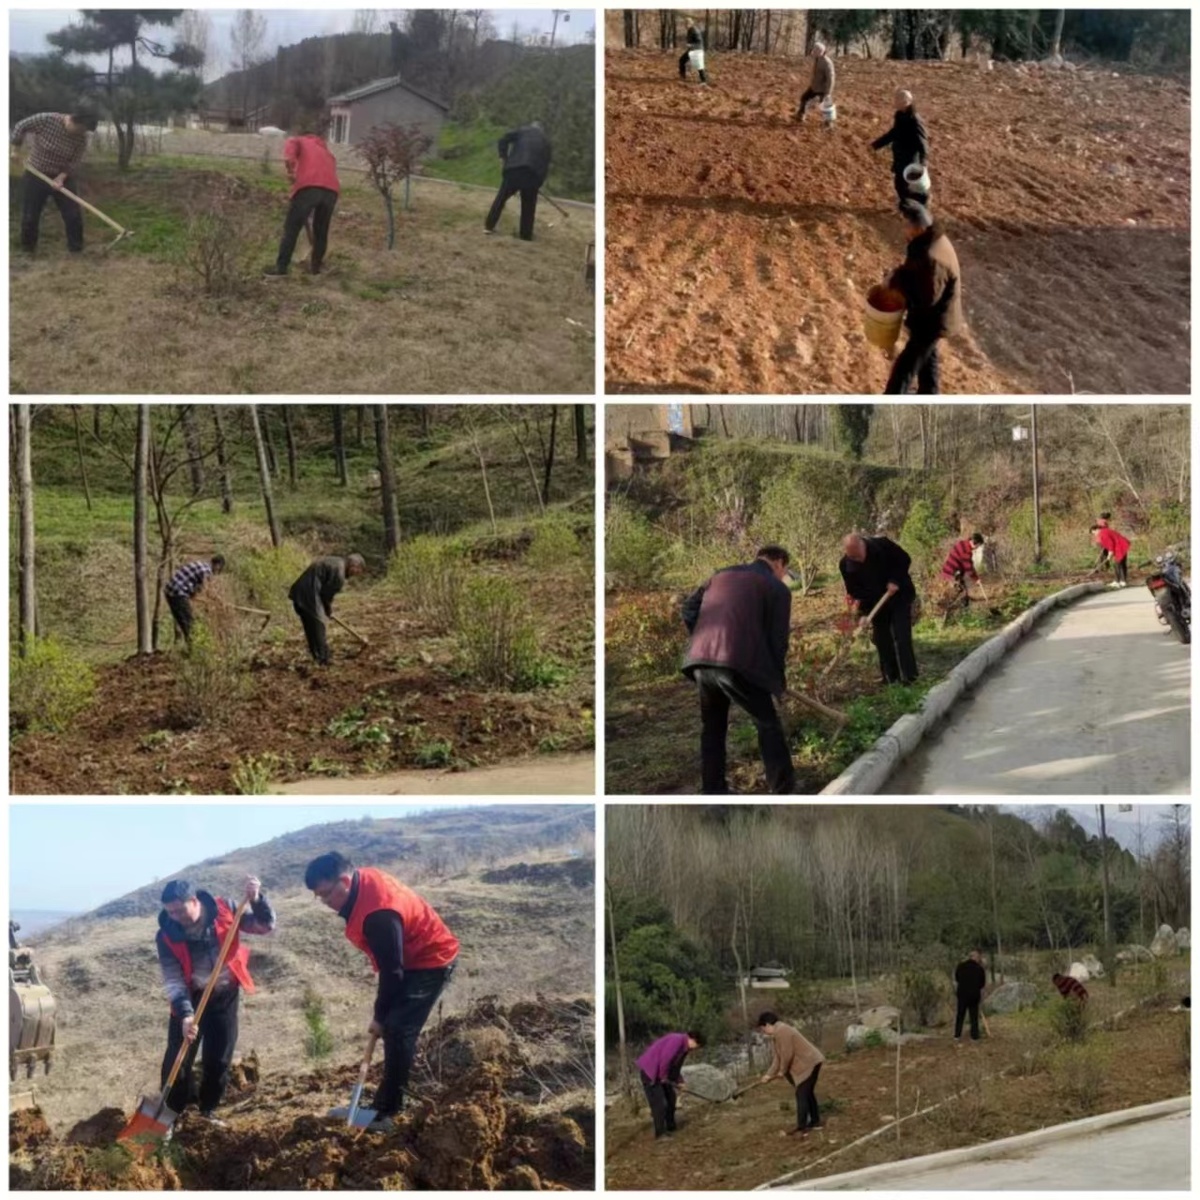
top-left (289, 553), bottom-right (366, 665)
top-left (484, 121), bottom-right (551, 242)
top-left (883, 200), bottom-right (963, 395)
top-left (795, 43), bottom-right (834, 121)
top-left (679, 22), bottom-right (707, 84)
top-left (156, 876), bottom-right (276, 1124)
top-left (870, 89), bottom-right (929, 209)
top-left (839, 533), bottom-right (919, 685)
top-left (681, 545), bottom-right (795, 795)
top-left (954, 949), bottom-right (987, 1042)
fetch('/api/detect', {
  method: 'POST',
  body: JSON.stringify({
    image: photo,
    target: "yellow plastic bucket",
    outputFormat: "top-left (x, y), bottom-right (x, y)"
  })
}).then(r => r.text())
top-left (863, 286), bottom-right (906, 349)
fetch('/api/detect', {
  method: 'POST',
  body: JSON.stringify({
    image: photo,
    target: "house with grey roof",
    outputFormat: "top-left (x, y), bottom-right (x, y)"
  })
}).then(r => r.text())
top-left (327, 76), bottom-right (450, 147)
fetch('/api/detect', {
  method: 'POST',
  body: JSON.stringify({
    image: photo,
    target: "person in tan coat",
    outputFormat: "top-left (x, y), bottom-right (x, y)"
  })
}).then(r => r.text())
top-left (756, 1011), bottom-right (826, 1136)
top-left (883, 199), bottom-right (963, 395)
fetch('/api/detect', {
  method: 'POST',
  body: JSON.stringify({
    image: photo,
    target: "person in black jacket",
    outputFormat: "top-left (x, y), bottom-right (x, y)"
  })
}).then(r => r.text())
top-left (484, 121), bottom-right (552, 241)
top-left (681, 545), bottom-right (795, 795)
top-left (954, 949), bottom-right (987, 1042)
top-left (679, 22), bottom-right (708, 85)
top-left (289, 553), bottom-right (366, 666)
top-left (870, 89), bottom-right (929, 210)
top-left (838, 534), bottom-right (919, 685)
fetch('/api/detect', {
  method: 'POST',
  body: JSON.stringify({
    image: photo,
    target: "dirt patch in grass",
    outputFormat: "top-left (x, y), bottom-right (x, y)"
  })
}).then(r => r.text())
top-left (604, 1002), bottom-right (1188, 1189)
top-left (10, 161), bottom-right (594, 395)
top-left (605, 52), bottom-right (1189, 394)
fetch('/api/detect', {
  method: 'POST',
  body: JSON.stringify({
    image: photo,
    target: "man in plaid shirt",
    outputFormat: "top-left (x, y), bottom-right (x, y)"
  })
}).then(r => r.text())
top-left (10, 106), bottom-right (99, 253)
top-left (165, 555), bottom-right (226, 642)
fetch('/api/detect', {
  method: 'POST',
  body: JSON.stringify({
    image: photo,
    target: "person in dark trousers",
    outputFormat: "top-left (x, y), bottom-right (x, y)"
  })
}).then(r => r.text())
top-left (165, 555), bottom-right (226, 642)
top-left (635, 1031), bottom-right (701, 1138)
top-left (870, 88), bottom-right (929, 210)
top-left (156, 876), bottom-right (275, 1126)
top-left (484, 121), bottom-right (551, 241)
top-left (288, 553), bottom-right (366, 665)
top-left (1091, 523), bottom-right (1131, 587)
top-left (941, 532), bottom-right (983, 602)
top-left (679, 22), bottom-right (708, 84)
top-left (306, 852), bottom-right (459, 1133)
top-left (883, 200), bottom-right (963, 395)
top-left (1052, 972), bottom-right (1089, 1004)
top-left (756, 1012), bottom-right (825, 1137)
top-left (839, 533), bottom-right (919, 685)
top-left (264, 122), bottom-right (340, 277)
top-left (11, 106), bottom-right (99, 254)
top-left (682, 545), bottom-right (796, 795)
top-left (954, 949), bottom-right (987, 1042)
top-left (796, 43), bottom-right (834, 121)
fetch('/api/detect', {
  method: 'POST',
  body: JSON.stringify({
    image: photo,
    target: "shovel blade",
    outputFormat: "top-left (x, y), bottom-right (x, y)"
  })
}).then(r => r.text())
top-left (117, 1091), bottom-right (180, 1153)
top-left (327, 1103), bottom-right (377, 1128)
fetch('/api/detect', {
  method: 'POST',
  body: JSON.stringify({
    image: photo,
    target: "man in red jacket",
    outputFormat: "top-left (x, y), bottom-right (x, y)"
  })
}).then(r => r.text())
top-left (264, 120), bottom-right (341, 277)
top-left (1091, 523), bottom-right (1131, 587)
top-left (307, 852), bottom-right (459, 1132)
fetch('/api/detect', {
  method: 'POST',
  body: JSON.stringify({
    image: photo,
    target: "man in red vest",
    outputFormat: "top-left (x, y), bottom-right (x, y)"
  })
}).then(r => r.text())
top-left (156, 876), bottom-right (275, 1125)
top-left (306, 852), bottom-right (459, 1132)
top-left (1091, 523), bottom-right (1131, 587)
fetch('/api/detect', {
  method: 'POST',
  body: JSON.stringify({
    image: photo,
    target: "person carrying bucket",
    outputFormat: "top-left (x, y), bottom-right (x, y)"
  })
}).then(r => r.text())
top-left (870, 89), bottom-right (929, 210)
top-left (881, 200), bottom-right (962, 395)
top-left (679, 21), bottom-right (708, 85)
top-left (795, 43), bottom-right (835, 122)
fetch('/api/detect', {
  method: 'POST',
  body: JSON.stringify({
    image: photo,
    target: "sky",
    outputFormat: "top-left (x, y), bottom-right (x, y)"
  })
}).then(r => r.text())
top-left (10, 8), bottom-right (596, 73)
top-left (1000, 803), bottom-right (1181, 856)
top-left (8, 801), bottom-right (475, 911)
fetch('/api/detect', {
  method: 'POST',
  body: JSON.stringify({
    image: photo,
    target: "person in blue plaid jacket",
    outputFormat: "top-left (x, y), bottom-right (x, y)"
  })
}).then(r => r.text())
top-left (165, 555), bottom-right (226, 642)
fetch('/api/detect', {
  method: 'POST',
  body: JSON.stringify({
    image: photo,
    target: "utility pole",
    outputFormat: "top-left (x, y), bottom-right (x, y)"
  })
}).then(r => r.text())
top-left (1098, 804), bottom-right (1113, 983)
top-left (1030, 405), bottom-right (1042, 562)
top-left (988, 812), bottom-right (1003, 984)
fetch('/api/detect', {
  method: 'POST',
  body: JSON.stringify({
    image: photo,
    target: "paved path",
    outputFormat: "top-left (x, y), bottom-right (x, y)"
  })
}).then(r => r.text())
top-left (276, 753), bottom-right (594, 795)
top-left (884, 587), bottom-right (1189, 794)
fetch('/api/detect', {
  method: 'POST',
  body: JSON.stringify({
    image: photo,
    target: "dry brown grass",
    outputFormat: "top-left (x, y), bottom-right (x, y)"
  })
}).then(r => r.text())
top-left (10, 170), bottom-right (594, 395)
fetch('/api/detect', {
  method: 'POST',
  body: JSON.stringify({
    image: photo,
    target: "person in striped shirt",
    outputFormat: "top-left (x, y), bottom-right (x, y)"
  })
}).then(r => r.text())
top-left (941, 532), bottom-right (984, 595)
top-left (165, 555), bottom-right (226, 642)
top-left (1052, 972), bottom-right (1089, 1004)
top-left (10, 107), bottom-right (99, 253)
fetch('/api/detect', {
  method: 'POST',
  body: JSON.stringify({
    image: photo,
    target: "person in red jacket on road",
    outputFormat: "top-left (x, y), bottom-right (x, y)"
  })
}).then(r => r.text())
top-left (264, 119), bottom-right (341, 277)
top-left (1091, 523), bottom-right (1131, 588)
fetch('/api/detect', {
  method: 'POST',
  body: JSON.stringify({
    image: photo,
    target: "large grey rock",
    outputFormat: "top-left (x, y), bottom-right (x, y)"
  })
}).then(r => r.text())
top-left (1177, 927), bottom-right (1190, 950)
top-left (846, 1024), bottom-right (931, 1049)
top-left (1068, 962), bottom-right (1090, 983)
top-left (983, 981), bottom-right (1036, 1015)
top-left (1116, 944), bottom-right (1154, 964)
top-left (680, 1063), bottom-right (735, 1102)
top-left (1080, 953), bottom-right (1105, 978)
top-left (859, 1005), bottom-right (902, 1030)
top-left (1151, 924), bottom-right (1179, 958)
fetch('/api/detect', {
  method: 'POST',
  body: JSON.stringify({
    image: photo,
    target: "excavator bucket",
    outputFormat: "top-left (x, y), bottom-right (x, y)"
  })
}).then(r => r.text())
top-left (9, 923), bottom-right (56, 1092)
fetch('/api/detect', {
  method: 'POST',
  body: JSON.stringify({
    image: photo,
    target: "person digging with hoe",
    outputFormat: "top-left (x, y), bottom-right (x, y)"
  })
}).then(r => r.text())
top-left (636, 1030), bottom-right (702, 1140)
top-left (1091, 522), bottom-right (1131, 588)
top-left (11, 105), bottom-right (99, 255)
top-left (156, 876), bottom-right (275, 1130)
top-left (839, 533), bottom-right (919, 685)
top-left (484, 120), bottom-right (552, 242)
top-left (757, 1012), bottom-right (825, 1137)
top-left (264, 117), bottom-right (340, 277)
top-left (306, 852), bottom-right (459, 1133)
top-left (682, 545), bottom-right (796, 795)
top-left (165, 555), bottom-right (227, 643)
top-left (289, 553), bottom-right (366, 666)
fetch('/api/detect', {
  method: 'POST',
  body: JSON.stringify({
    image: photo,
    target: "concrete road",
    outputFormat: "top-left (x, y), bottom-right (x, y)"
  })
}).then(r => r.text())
top-left (884, 587), bottom-right (1189, 794)
top-left (819, 1109), bottom-right (1190, 1190)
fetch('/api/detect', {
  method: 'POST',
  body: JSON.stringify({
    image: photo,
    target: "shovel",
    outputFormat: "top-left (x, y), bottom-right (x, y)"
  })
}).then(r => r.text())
top-left (345, 1032), bottom-right (378, 1127)
top-left (24, 164), bottom-right (133, 250)
top-left (117, 897), bottom-right (251, 1151)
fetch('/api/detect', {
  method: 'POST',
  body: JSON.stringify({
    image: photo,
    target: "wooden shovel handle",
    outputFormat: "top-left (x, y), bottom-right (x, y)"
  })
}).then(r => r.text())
top-left (23, 164), bottom-right (127, 234)
top-left (328, 613), bottom-right (369, 645)
top-left (361, 1031), bottom-right (379, 1070)
top-left (163, 897), bottom-right (252, 1092)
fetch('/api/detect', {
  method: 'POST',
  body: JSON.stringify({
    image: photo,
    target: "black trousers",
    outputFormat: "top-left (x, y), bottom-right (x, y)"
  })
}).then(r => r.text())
top-left (640, 1069), bottom-right (679, 1137)
top-left (167, 592), bottom-right (195, 641)
top-left (885, 336), bottom-right (941, 395)
top-left (294, 602), bottom-right (330, 664)
top-left (954, 994), bottom-right (981, 1040)
top-left (678, 50), bottom-right (708, 83)
top-left (161, 986), bottom-right (240, 1114)
top-left (373, 961), bottom-right (456, 1115)
top-left (485, 166), bottom-right (541, 241)
top-left (21, 170), bottom-right (83, 252)
top-left (788, 1063), bottom-right (822, 1130)
top-left (694, 666), bottom-right (795, 795)
top-left (276, 186), bottom-right (338, 273)
top-left (871, 596), bottom-right (919, 684)
top-left (797, 88), bottom-right (827, 116)
top-left (1113, 556), bottom-right (1128, 585)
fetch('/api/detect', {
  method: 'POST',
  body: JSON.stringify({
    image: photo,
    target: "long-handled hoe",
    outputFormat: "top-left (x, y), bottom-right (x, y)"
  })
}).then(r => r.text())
top-left (25, 164), bottom-right (133, 251)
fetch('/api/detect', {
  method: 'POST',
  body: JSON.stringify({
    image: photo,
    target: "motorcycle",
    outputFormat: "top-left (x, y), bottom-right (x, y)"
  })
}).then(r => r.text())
top-left (1143, 549), bottom-right (1191, 645)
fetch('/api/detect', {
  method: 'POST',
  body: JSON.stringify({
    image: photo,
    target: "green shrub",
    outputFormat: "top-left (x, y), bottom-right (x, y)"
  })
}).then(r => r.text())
top-left (414, 738), bottom-right (455, 768)
top-left (1047, 995), bottom-right (1090, 1043)
top-left (1135, 957), bottom-right (1170, 1004)
top-left (174, 622), bottom-right (253, 728)
top-left (863, 1028), bottom-right (886, 1049)
top-left (302, 987), bottom-right (334, 1060)
top-left (606, 497), bottom-right (673, 589)
top-left (234, 544), bottom-right (311, 614)
top-left (526, 518), bottom-right (582, 569)
top-left (899, 497), bottom-right (951, 580)
top-left (10, 635), bottom-right (96, 733)
top-left (454, 576), bottom-right (540, 688)
top-left (231, 753), bottom-right (280, 795)
top-left (902, 970), bottom-right (944, 1028)
top-left (1052, 1044), bottom-right (1107, 1113)
top-left (388, 535), bottom-right (465, 632)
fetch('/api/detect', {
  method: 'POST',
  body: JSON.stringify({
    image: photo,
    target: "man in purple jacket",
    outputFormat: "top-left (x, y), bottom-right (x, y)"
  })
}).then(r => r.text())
top-left (637, 1030), bottom-right (702, 1138)
top-left (681, 545), bottom-right (795, 795)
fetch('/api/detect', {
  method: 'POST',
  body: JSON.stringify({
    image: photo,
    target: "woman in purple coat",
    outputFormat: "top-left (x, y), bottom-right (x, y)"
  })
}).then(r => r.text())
top-left (636, 1030), bottom-right (703, 1138)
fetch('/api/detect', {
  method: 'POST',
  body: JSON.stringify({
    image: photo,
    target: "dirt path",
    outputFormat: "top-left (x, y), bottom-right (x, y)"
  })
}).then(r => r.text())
top-left (884, 587), bottom-right (1190, 795)
top-left (277, 752), bottom-right (595, 795)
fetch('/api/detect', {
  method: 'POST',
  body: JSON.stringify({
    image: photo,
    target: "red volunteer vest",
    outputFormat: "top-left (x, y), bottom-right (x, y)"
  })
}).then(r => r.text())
top-left (344, 868), bottom-right (459, 972)
top-left (161, 896), bottom-right (255, 996)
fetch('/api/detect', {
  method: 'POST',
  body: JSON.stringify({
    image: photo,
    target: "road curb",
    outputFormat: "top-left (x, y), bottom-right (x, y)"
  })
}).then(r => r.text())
top-left (819, 582), bottom-right (1107, 795)
top-left (761, 1095), bottom-right (1190, 1189)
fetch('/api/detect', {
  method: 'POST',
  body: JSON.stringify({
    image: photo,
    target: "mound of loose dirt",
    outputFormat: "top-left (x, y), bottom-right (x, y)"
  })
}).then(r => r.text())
top-left (480, 859), bottom-right (594, 888)
top-left (64, 1108), bottom-right (127, 1147)
top-left (11, 998), bottom-right (594, 1191)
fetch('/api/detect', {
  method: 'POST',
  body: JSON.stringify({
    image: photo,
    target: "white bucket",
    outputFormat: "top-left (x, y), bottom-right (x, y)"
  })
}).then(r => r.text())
top-left (690, 49), bottom-right (706, 72)
top-left (820, 98), bottom-right (837, 124)
top-left (903, 162), bottom-right (931, 197)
